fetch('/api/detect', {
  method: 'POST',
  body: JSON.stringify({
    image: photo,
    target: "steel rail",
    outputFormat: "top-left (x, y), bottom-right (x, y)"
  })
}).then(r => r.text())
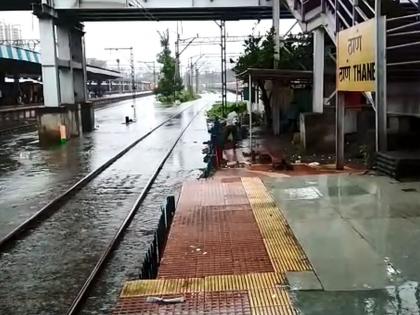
top-left (0, 101), bottom-right (199, 252)
top-left (0, 123), bottom-right (37, 136)
top-left (66, 104), bottom-right (207, 315)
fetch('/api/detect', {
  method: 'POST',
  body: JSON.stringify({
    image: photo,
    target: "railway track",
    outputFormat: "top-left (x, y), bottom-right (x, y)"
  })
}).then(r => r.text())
top-left (0, 100), bottom-right (207, 315)
top-left (67, 105), bottom-right (205, 315)
top-left (0, 101), bottom-right (203, 252)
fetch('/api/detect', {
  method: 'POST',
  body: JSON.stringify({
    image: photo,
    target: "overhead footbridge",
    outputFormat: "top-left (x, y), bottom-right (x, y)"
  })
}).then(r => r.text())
top-left (1, 0), bottom-right (292, 21)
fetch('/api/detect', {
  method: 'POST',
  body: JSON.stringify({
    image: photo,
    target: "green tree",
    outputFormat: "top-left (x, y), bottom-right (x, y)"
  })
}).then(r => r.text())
top-left (156, 30), bottom-right (183, 98)
top-left (233, 29), bottom-right (313, 126)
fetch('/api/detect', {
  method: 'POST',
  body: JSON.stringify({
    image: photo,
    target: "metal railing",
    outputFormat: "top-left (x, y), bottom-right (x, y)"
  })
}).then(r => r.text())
top-left (139, 196), bottom-right (176, 279)
top-left (293, 0), bottom-right (374, 33)
top-left (0, 106), bottom-right (40, 123)
top-left (386, 2), bottom-right (420, 68)
top-left (292, 0), bottom-right (420, 69)
top-left (0, 39), bottom-right (40, 51)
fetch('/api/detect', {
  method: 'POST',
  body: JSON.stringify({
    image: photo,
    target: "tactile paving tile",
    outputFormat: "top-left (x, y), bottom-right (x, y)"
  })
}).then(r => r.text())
top-left (121, 272), bottom-right (285, 298)
top-left (113, 291), bottom-right (252, 315)
top-left (241, 177), bottom-right (312, 273)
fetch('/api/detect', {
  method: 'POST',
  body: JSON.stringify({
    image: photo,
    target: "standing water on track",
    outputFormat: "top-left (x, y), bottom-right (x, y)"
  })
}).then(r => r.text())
top-left (0, 94), bottom-right (220, 314)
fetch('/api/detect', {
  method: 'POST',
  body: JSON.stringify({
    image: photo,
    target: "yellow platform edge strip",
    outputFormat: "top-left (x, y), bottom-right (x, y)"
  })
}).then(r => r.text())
top-left (241, 177), bottom-right (312, 274)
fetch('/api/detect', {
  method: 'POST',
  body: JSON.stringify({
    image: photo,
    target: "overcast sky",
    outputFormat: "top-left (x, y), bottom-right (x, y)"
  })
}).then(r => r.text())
top-left (0, 11), bottom-right (299, 73)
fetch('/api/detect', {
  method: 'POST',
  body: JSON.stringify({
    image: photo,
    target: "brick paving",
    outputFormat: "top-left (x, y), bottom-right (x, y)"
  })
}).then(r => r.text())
top-left (158, 179), bottom-right (273, 279)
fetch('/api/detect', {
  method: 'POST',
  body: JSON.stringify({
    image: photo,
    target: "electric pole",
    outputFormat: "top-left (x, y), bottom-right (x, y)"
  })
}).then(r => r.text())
top-left (105, 47), bottom-right (137, 121)
top-left (215, 20), bottom-right (227, 113)
top-left (116, 58), bottom-right (122, 93)
top-left (196, 67), bottom-right (199, 95)
top-left (175, 28), bottom-right (181, 81)
top-left (138, 61), bottom-right (157, 88)
top-left (273, 0), bottom-right (281, 68)
top-left (175, 34), bottom-right (198, 86)
top-left (189, 58), bottom-right (194, 94)
top-left (105, 47), bottom-right (136, 93)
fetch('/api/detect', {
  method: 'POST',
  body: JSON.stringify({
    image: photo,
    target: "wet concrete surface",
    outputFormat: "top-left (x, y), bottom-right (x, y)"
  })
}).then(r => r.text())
top-left (265, 174), bottom-right (420, 314)
top-left (0, 94), bottom-right (218, 314)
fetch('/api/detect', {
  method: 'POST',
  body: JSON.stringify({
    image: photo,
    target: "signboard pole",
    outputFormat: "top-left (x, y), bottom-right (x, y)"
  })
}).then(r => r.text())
top-left (375, 14), bottom-right (387, 152)
top-left (249, 73), bottom-right (253, 157)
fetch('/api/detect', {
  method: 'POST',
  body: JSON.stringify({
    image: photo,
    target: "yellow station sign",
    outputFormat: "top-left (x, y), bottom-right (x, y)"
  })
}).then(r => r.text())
top-left (337, 19), bottom-right (376, 92)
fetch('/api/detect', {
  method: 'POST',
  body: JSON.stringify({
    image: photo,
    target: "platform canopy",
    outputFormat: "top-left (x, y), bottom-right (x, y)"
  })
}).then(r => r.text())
top-left (86, 65), bottom-right (122, 80)
top-left (0, 44), bottom-right (121, 80)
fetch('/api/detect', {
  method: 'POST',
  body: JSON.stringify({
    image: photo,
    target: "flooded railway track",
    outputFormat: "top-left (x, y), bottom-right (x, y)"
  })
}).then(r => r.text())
top-left (66, 106), bottom-right (204, 314)
top-left (0, 102), bottom-right (199, 252)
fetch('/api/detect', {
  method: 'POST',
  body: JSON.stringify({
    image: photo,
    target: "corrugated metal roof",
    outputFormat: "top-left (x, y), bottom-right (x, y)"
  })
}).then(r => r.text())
top-left (0, 45), bottom-right (40, 64)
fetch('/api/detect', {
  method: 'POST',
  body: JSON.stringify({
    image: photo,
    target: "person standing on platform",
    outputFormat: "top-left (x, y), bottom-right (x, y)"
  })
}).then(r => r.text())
top-left (225, 110), bottom-right (239, 149)
top-left (211, 118), bottom-right (224, 168)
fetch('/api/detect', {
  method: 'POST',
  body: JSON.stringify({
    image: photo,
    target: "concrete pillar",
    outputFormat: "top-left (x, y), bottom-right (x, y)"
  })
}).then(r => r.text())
top-left (0, 73), bottom-right (4, 105)
top-left (13, 76), bottom-right (20, 104)
top-left (57, 24), bottom-right (74, 104)
top-left (39, 18), bottom-right (61, 107)
top-left (313, 28), bottom-right (325, 113)
top-left (97, 80), bottom-right (102, 97)
top-left (37, 14), bottom-right (92, 145)
top-left (271, 81), bottom-right (281, 136)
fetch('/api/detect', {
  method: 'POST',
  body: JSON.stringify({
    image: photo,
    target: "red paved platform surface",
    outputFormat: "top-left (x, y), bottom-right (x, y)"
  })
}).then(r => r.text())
top-left (158, 178), bottom-right (273, 279)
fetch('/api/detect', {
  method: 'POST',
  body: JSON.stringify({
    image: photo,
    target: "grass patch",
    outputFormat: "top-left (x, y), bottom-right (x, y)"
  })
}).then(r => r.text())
top-left (157, 90), bottom-right (200, 105)
top-left (206, 101), bottom-right (247, 120)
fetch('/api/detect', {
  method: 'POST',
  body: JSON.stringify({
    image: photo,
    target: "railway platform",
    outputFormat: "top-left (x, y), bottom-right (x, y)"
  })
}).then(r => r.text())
top-left (113, 176), bottom-right (313, 314)
top-left (113, 172), bottom-right (420, 314)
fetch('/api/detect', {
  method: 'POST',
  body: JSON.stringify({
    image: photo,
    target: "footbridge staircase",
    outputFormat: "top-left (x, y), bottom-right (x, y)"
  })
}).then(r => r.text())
top-left (285, 0), bottom-right (420, 152)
